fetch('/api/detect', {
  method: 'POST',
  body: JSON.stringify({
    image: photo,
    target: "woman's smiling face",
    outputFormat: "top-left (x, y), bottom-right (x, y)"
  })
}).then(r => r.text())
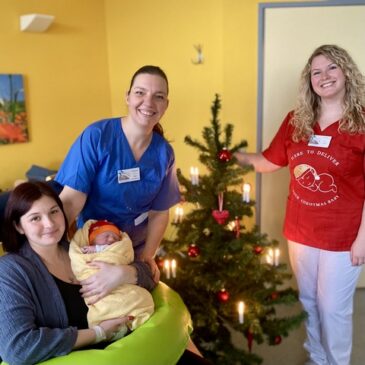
top-left (16, 195), bottom-right (65, 250)
top-left (126, 73), bottom-right (169, 131)
top-left (310, 54), bottom-right (346, 101)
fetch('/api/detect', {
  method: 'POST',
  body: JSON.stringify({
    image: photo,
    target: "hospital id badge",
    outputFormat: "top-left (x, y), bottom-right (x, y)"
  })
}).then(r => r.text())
top-left (308, 135), bottom-right (332, 148)
top-left (118, 168), bottom-right (140, 183)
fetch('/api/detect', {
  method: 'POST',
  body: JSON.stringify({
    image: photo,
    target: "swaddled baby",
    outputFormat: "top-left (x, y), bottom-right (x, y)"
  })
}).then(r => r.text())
top-left (69, 220), bottom-right (154, 340)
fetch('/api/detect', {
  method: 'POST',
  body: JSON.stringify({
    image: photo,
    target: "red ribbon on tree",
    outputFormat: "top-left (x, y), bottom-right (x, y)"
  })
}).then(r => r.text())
top-left (245, 330), bottom-right (254, 353)
top-left (234, 216), bottom-right (240, 238)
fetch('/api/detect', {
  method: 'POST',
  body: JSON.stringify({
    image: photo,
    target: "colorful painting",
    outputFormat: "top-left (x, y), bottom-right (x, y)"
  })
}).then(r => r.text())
top-left (0, 74), bottom-right (28, 144)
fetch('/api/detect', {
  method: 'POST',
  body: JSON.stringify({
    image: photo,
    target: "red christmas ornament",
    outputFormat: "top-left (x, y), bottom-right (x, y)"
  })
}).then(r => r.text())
top-left (156, 256), bottom-right (165, 269)
top-left (217, 288), bottom-right (230, 303)
top-left (245, 330), bottom-right (254, 353)
top-left (187, 244), bottom-right (200, 258)
top-left (217, 148), bottom-right (232, 162)
top-left (274, 335), bottom-right (282, 345)
top-left (212, 209), bottom-right (230, 225)
top-left (253, 245), bottom-right (263, 255)
top-left (270, 291), bottom-right (279, 300)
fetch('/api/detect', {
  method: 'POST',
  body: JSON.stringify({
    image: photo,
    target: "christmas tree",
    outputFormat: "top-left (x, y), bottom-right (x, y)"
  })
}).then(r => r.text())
top-left (160, 94), bottom-right (306, 364)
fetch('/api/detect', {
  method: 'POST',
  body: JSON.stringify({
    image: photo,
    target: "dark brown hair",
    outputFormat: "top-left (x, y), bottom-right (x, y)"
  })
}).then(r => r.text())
top-left (128, 65), bottom-right (169, 137)
top-left (2, 181), bottom-right (68, 253)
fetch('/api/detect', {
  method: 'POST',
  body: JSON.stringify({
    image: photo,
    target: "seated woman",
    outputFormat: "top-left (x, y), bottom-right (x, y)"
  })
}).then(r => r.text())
top-left (0, 181), bottom-right (209, 365)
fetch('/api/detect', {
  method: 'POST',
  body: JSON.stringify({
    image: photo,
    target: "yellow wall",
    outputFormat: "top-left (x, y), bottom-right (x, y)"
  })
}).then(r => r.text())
top-left (104, 0), bottom-right (300, 227)
top-left (0, 0), bottom-right (301, 197)
top-left (105, 0), bottom-right (224, 182)
top-left (0, 0), bottom-right (111, 189)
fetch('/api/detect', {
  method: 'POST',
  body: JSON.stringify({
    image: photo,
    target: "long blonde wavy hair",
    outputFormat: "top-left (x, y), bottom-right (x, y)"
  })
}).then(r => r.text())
top-left (292, 44), bottom-right (365, 142)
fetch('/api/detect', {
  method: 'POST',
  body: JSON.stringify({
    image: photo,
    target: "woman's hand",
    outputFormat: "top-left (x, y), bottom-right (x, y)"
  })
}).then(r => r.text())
top-left (80, 261), bottom-right (137, 304)
top-left (233, 151), bottom-right (282, 173)
top-left (139, 255), bottom-right (160, 283)
top-left (142, 209), bottom-right (169, 283)
top-left (75, 315), bottom-right (135, 349)
top-left (99, 316), bottom-right (134, 341)
top-left (351, 202), bottom-right (365, 266)
top-left (351, 238), bottom-right (365, 266)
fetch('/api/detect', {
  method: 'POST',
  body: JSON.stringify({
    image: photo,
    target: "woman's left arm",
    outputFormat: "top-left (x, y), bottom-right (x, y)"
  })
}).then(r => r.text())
top-left (139, 209), bottom-right (170, 282)
top-left (351, 202), bottom-right (365, 266)
top-left (0, 259), bottom-right (77, 365)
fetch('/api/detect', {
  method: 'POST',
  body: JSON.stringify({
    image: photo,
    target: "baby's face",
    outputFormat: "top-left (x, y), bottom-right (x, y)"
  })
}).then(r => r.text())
top-left (91, 231), bottom-right (120, 245)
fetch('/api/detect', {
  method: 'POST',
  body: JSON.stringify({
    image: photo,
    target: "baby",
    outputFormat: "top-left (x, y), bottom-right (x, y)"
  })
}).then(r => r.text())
top-left (82, 220), bottom-right (121, 254)
top-left (69, 219), bottom-right (154, 340)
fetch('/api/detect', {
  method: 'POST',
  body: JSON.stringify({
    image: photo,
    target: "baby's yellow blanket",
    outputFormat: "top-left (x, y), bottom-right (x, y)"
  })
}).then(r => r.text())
top-left (69, 219), bottom-right (154, 329)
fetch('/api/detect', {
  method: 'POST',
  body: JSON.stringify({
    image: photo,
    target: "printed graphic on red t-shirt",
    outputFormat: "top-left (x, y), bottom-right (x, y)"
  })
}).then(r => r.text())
top-left (294, 163), bottom-right (337, 193)
top-left (289, 148), bottom-right (340, 208)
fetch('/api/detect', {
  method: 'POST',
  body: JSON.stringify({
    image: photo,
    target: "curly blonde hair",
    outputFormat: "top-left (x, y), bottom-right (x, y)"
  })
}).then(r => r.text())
top-left (292, 44), bottom-right (365, 142)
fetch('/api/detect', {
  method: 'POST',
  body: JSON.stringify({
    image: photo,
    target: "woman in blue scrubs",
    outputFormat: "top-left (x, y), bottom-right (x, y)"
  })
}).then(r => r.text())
top-left (56, 65), bottom-right (180, 302)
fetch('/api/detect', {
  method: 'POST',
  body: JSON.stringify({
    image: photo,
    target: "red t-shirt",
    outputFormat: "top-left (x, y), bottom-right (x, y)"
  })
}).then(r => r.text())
top-left (263, 111), bottom-right (365, 251)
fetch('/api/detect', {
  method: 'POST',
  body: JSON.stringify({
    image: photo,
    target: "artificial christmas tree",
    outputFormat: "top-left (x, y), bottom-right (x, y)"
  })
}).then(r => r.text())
top-left (160, 94), bottom-right (306, 365)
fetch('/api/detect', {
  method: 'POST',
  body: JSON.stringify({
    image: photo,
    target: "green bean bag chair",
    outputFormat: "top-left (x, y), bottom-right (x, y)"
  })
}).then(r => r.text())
top-left (3, 282), bottom-right (192, 365)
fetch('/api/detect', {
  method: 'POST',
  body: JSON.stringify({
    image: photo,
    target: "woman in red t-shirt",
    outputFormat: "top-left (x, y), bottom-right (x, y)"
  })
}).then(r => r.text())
top-left (235, 44), bottom-right (365, 365)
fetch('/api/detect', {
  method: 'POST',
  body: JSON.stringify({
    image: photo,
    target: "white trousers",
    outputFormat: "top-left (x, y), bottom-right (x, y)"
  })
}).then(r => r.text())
top-left (288, 241), bottom-right (362, 365)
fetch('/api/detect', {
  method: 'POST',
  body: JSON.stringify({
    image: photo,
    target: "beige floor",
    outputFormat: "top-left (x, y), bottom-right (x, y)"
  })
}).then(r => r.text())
top-left (250, 289), bottom-right (365, 365)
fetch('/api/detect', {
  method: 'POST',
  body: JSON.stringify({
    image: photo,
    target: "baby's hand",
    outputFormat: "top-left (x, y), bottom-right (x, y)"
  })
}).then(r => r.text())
top-left (99, 316), bottom-right (135, 341)
top-left (82, 246), bottom-right (96, 254)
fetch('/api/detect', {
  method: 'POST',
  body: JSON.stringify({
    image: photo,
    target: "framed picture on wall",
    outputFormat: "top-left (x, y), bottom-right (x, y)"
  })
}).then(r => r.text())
top-left (0, 74), bottom-right (29, 145)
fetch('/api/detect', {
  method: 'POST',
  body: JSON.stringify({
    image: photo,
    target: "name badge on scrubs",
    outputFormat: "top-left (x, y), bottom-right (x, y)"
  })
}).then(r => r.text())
top-left (118, 168), bottom-right (140, 184)
top-left (308, 135), bottom-right (332, 148)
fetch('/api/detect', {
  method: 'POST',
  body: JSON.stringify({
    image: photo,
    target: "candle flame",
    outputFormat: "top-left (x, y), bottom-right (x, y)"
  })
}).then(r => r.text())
top-left (243, 183), bottom-right (251, 193)
top-left (238, 301), bottom-right (245, 313)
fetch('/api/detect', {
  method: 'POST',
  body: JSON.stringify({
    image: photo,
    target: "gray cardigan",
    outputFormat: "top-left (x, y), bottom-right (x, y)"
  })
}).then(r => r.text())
top-left (0, 242), bottom-right (77, 365)
top-left (0, 242), bottom-right (156, 365)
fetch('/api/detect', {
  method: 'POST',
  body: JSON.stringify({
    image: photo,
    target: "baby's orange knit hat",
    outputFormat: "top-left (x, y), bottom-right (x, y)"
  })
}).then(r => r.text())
top-left (88, 220), bottom-right (121, 245)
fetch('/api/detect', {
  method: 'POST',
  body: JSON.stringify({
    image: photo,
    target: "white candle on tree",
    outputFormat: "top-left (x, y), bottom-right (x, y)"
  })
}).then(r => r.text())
top-left (171, 259), bottom-right (177, 278)
top-left (164, 259), bottom-right (171, 279)
top-left (266, 248), bottom-right (280, 266)
top-left (238, 301), bottom-right (245, 324)
top-left (174, 206), bottom-right (184, 223)
top-left (243, 183), bottom-right (251, 203)
top-left (190, 166), bottom-right (199, 186)
top-left (274, 248), bottom-right (280, 266)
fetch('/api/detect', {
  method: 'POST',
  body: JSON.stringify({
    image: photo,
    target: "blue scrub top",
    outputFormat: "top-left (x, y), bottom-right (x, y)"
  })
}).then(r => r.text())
top-left (56, 118), bottom-right (180, 249)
